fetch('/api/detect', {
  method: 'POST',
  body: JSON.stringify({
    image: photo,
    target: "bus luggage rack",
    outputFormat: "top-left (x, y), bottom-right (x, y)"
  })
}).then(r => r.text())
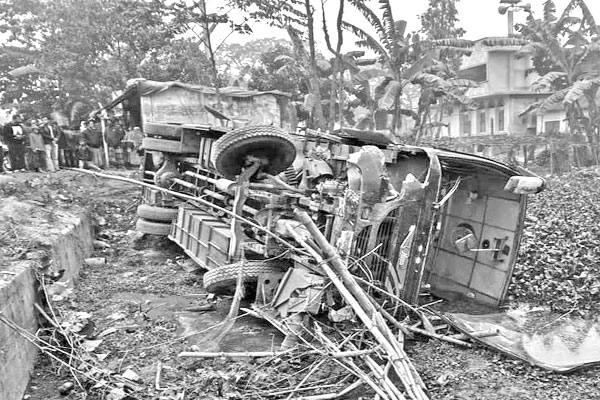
top-left (169, 207), bottom-right (232, 271)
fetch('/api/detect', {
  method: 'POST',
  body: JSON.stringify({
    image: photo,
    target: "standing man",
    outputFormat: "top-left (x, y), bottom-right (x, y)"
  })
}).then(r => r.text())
top-left (40, 116), bottom-right (60, 172)
top-left (3, 114), bottom-right (27, 171)
top-left (82, 119), bottom-right (104, 168)
top-left (123, 126), bottom-right (144, 169)
top-left (27, 124), bottom-right (46, 172)
top-left (105, 118), bottom-right (125, 168)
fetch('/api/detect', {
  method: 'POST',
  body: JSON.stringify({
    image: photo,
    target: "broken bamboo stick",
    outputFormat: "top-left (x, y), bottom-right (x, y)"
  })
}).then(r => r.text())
top-left (405, 325), bottom-right (472, 347)
top-left (177, 348), bottom-right (378, 359)
top-left (313, 328), bottom-right (393, 400)
top-left (287, 212), bottom-right (429, 400)
top-left (448, 329), bottom-right (500, 341)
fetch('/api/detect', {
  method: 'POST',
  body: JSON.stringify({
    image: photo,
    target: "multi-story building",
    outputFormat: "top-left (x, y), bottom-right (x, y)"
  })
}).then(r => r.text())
top-left (439, 37), bottom-right (565, 139)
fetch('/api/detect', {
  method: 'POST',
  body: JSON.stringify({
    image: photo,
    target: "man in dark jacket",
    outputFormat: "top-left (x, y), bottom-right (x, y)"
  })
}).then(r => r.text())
top-left (82, 119), bottom-right (104, 168)
top-left (105, 118), bottom-right (125, 168)
top-left (3, 114), bottom-right (27, 171)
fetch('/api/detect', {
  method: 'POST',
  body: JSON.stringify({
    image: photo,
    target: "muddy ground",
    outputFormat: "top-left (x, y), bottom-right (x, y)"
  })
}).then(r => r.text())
top-left (0, 170), bottom-right (598, 400)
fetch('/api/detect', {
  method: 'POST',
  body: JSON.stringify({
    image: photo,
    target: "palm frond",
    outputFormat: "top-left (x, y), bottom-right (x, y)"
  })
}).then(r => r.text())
top-left (576, 0), bottom-right (599, 34)
top-left (355, 58), bottom-right (378, 66)
top-left (532, 71), bottom-right (568, 91)
top-left (274, 54), bottom-right (297, 65)
top-left (519, 101), bottom-right (543, 117)
top-left (411, 72), bottom-right (444, 87)
top-left (378, 0), bottom-right (396, 46)
top-left (401, 54), bottom-right (434, 81)
top-left (377, 80), bottom-right (401, 110)
top-left (543, 0), bottom-right (557, 23)
top-left (481, 37), bottom-right (528, 47)
top-left (346, 0), bottom-right (390, 52)
top-left (447, 93), bottom-right (478, 109)
top-left (356, 68), bottom-right (392, 81)
top-left (342, 21), bottom-right (390, 62)
top-left (564, 79), bottom-right (595, 104)
top-left (514, 42), bottom-right (547, 58)
top-left (537, 88), bottom-right (569, 114)
top-left (286, 27), bottom-right (309, 63)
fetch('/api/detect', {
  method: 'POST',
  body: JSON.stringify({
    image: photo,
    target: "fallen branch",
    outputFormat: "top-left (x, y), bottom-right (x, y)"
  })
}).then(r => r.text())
top-left (405, 325), bottom-right (472, 347)
top-left (448, 329), bottom-right (500, 341)
top-left (178, 348), bottom-right (378, 359)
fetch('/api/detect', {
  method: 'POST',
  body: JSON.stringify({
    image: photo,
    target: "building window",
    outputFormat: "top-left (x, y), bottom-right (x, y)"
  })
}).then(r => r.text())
top-left (498, 108), bottom-right (505, 131)
top-left (478, 111), bottom-right (486, 133)
top-left (459, 112), bottom-right (471, 135)
top-left (545, 121), bottom-right (560, 134)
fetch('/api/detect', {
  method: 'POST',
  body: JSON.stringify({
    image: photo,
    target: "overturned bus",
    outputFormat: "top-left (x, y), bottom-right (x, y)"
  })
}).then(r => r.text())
top-left (104, 79), bottom-right (545, 315)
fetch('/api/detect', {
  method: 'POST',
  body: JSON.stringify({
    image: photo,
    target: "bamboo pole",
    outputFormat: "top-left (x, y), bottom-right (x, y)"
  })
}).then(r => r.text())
top-left (178, 348), bottom-right (378, 359)
top-left (286, 214), bottom-right (429, 400)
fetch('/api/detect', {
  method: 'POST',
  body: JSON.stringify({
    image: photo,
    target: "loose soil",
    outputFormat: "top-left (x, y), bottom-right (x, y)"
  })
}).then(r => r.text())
top-left (0, 169), bottom-right (598, 400)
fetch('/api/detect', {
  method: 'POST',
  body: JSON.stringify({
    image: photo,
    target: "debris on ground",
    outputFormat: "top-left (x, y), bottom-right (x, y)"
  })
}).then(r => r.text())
top-left (1, 169), bottom-right (599, 400)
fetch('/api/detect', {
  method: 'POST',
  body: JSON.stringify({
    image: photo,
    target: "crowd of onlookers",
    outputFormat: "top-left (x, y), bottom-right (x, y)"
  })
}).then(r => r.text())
top-left (1, 114), bottom-right (145, 173)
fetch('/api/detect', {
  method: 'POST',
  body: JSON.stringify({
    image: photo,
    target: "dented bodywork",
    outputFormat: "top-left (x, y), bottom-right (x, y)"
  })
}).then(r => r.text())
top-left (146, 126), bottom-right (544, 313)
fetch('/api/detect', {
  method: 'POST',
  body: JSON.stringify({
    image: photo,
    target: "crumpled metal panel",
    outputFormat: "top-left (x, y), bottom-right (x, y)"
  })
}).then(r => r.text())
top-left (443, 310), bottom-right (600, 372)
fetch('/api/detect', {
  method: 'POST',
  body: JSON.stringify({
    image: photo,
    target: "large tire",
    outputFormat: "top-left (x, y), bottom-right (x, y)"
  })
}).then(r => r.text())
top-left (137, 204), bottom-right (178, 222)
top-left (211, 125), bottom-right (296, 179)
top-left (135, 218), bottom-right (172, 236)
top-left (203, 260), bottom-right (288, 295)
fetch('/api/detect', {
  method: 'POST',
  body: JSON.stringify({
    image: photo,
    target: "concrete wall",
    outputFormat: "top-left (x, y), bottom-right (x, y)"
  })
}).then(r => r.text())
top-left (0, 214), bottom-right (93, 400)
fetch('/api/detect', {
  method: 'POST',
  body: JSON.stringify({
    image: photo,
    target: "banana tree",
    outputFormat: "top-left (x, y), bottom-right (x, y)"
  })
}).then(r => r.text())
top-left (342, 0), bottom-right (473, 140)
top-left (516, 0), bottom-right (600, 142)
top-left (411, 61), bottom-right (478, 144)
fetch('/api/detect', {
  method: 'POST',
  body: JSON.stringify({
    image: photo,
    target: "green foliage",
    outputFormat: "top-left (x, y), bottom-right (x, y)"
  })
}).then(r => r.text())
top-left (0, 0), bottom-right (227, 120)
top-left (419, 0), bottom-right (466, 41)
top-left (247, 42), bottom-right (308, 96)
top-left (516, 0), bottom-right (600, 139)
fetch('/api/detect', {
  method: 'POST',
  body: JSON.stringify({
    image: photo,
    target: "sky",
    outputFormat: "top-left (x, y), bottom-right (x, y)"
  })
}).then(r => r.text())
top-left (214, 0), bottom-right (600, 51)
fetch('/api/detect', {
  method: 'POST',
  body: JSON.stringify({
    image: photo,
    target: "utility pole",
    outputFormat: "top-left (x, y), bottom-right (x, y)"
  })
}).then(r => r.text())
top-left (498, 0), bottom-right (531, 36)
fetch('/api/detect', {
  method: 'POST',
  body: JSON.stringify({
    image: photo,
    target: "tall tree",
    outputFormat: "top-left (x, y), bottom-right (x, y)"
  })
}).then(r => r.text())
top-left (420, 0), bottom-right (466, 41)
top-left (0, 0), bottom-right (188, 111)
top-left (516, 0), bottom-right (600, 142)
top-left (232, 0), bottom-right (326, 129)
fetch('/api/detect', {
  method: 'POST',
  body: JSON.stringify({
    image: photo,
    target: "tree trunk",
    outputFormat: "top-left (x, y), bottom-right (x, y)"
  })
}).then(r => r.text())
top-left (305, 0), bottom-right (325, 129)
top-left (199, 0), bottom-right (221, 107)
top-left (322, 0), bottom-right (344, 133)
